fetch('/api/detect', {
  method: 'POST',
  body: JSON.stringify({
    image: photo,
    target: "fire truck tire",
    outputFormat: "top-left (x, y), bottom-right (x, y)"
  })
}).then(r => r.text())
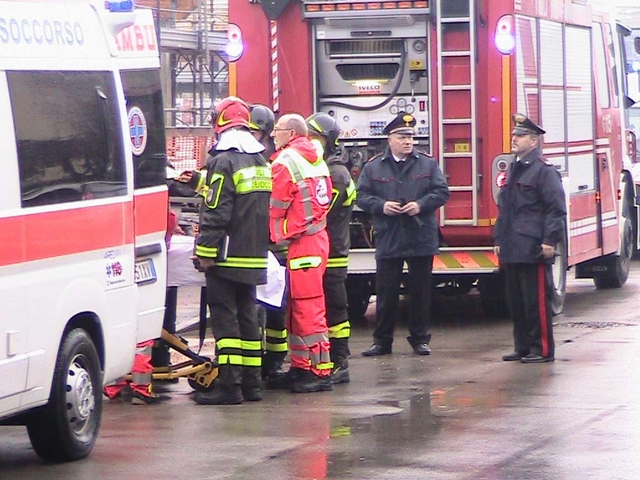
top-left (26, 328), bottom-right (102, 462)
top-left (478, 271), bottom-right (509, 318)
top-left (593, 217), bottom-right (633, 289)
top-left (346, 276), bottom-right (373, 324)
top-left (550, 231), bottom-right (568, 315)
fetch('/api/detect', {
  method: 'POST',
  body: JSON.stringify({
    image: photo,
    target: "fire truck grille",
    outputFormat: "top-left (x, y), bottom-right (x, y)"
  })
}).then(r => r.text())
top-left (327, 39), bottom-right (404, 57)
top-left (336, 63), bottom-right (400, 82)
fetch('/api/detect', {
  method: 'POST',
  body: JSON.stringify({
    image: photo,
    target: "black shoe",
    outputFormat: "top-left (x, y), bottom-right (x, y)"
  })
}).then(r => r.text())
top-left (265, 368), bottom-right (302, 390)
top-left (502, 352), bottom-right (528, 361)
top-left (331, 362), bottom-right (350, 384)
top-left (241, 386), bottom-right (262, 402)
top-left (131, 390), bottom-right (170, 405)
top-left (361, 344), bottom-right (392, 356)
top-left (412, 343), bottom-right (431, 355)
top-left (520, 354), bottom-right (555, 364)
top-left (289, 370), bottom-right (333, 393)
top-left (193, 385), bottom-right (243, 405)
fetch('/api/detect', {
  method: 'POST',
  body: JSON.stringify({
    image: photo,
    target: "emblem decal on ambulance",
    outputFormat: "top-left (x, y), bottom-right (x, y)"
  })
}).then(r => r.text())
top-left (128, 106), bottom-right (148, 156)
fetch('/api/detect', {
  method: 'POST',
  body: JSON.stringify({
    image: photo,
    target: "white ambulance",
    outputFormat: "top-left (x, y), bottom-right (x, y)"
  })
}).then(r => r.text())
top-left (0, 0), bottom-right (168, 461)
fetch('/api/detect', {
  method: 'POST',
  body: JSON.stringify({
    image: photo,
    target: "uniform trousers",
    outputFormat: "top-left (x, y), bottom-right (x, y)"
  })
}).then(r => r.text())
top-left (323, 266), bottom-right (350, 363)
top-left (205, 274), bottom-right (262, 389)
top-left (504, 262), bottom-right (555, 358)
top-left (374, 255), bottom-right (433, 348)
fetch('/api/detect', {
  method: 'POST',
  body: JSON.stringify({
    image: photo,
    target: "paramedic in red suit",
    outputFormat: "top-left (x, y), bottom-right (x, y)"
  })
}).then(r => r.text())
top-left (494, 114), bottom-right (567, 363)
top-left (267, 113), bottom-right (334, 393)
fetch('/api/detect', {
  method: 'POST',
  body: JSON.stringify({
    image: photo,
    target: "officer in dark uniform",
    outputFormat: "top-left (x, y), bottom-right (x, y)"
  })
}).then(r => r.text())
top-left (307, 112), bottom-right (357, 384)
top-left (357, 112), bottom-right (450, 356)
top-left (494, 113), bottom-right (566, 364)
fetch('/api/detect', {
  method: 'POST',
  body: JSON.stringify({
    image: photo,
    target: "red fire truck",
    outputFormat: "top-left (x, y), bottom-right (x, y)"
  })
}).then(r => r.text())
top-left (231, 0), bottom-right (640, 319)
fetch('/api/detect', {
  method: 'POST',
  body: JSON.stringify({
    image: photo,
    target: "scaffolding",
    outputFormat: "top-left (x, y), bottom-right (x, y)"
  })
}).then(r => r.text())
top-left (136, 0), bottom-right (229, 168)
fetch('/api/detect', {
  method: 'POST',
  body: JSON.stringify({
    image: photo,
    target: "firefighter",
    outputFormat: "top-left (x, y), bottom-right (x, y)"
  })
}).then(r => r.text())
top-left (267, 113), bottom-right (333, 393)
top-left (187, 96), bottom-right (271, 404)
top-left (494, 114), bottom-right (566, 363)
top-left (306, 112), bottom-right (356, 384)
top-left (248, 104), bottom-right (289, 380)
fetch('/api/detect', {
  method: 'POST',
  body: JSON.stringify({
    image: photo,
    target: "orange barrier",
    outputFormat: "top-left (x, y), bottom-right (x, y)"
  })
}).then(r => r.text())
top-left (166, 127), bottom-right (214, 172)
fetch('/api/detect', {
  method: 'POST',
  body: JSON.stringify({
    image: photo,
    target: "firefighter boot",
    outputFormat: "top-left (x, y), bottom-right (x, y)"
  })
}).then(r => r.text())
top-left (265, 367), bottom-right (303, 390)
top-left (262, 352), bottom-right (286, 380)
top-left (193, 383), bottom-right (243, 405)
top-left (289, 370), bottom-right (333, 394)
top-left (331, 359), bottom-right (350, 385)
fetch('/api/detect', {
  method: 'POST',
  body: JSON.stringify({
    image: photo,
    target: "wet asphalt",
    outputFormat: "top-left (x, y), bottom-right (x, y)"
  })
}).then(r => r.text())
top-left (1, 263), bottom-right (640, 479)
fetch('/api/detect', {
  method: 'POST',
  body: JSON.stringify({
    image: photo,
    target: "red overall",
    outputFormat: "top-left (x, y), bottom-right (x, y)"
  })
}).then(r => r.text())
top-left (270, 136), bottom-right (332, 377)
top-left (103, 339), bottom-right (155, 398)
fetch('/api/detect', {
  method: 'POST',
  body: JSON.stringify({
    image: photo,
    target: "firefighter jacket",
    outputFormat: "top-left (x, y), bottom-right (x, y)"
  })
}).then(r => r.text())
top-left (322, 145), bottom-right (356, 269)
top-left (269, 135), bottom-right (332, 243)
top-left (494, 148), bottom-right (566, 264)
top-left (191, 145), bottom-right (272, 285)
top-left (356, 147), bottom-right (450, 259)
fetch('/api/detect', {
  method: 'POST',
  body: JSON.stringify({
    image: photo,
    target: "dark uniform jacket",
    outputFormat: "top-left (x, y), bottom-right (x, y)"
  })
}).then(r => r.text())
top-left (326, 149), bottom-right (356, 265)
top-left (356, 147), bottom-right (450, 259)
top-left (494, 148), bottom-right (566, 264)
top-left (193, 147), bottom-right (271, 285)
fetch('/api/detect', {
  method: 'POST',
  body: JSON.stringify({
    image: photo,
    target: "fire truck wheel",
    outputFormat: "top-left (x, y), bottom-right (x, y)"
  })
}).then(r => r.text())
top-left (594, 217), bottom-right (633, 289)
top-left (550, 230), bottom-right (568, 315)
top-left (478, 271), bottom-right (509, 318)
top-left (26, 328), bottom-right (102, 462)
top-left (346, 276), bottom-right (373, 324)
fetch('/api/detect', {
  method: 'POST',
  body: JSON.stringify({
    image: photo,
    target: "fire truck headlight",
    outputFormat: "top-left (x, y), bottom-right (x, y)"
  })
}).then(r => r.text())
top-left (494, 15), bottom-right (515, 55)
top-left (225, 24), bottom-right (244, 62)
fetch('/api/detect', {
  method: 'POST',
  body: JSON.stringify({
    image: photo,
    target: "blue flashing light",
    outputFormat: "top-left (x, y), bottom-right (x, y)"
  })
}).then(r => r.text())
top-left (105, 1), bottom-right (135, 12)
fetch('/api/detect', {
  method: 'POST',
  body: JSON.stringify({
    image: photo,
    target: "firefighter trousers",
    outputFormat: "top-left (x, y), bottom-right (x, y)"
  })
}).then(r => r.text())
top-left (287, 231), bottom-right (332, 377)
top-left (205, 273), bottom-right (262, 388)
top-left (324, 266), bottom-right (350, 364)
top-left (504, 262), bottom-right (555, 358)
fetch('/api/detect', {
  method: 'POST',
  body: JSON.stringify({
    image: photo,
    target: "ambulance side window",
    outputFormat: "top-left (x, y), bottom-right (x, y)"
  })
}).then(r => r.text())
top-left (8, 70), bottom-right (127, 208)
top-left (121, 69), bottom-right (167, 189)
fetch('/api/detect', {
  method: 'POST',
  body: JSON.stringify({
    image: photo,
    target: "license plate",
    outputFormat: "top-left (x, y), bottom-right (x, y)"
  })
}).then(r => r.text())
top-left (135, 258), bottom-right (157, 285)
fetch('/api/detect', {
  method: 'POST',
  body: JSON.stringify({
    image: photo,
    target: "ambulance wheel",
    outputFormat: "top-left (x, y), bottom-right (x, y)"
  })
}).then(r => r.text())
top-left (26, 329), bottom-right (102, 462)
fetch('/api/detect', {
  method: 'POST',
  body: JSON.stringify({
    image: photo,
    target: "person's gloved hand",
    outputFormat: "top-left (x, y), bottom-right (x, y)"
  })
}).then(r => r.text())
top-left (192, 256), bottom-right (215, 272)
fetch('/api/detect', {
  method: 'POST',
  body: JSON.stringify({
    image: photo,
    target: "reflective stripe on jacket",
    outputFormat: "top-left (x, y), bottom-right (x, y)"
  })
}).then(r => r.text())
top-left (195, 148), bottom-right (271, 285)
top-left (269, 136), bottom-right (332, 243)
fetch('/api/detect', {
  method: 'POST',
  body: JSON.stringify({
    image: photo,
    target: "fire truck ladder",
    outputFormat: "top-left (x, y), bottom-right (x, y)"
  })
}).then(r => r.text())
top-left (435, 0), bottom-right (477, 226)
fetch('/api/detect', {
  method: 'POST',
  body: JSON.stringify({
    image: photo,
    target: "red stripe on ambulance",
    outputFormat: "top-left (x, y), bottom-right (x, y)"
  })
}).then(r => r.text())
top-left (0, 203), bottom-right (134, 267)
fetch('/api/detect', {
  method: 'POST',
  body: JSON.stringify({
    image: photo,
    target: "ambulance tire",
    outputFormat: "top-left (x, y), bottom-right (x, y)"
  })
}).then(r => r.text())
top-left (26, 329), bottom-right (102, 462)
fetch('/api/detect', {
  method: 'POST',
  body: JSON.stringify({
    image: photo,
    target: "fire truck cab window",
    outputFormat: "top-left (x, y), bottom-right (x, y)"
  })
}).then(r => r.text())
top-left (121, 69), bottom-right (167, 189)
top-left (593, 23), bottom-right (611, 109)
top-left (8, 71), bottom-right (126, 208)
